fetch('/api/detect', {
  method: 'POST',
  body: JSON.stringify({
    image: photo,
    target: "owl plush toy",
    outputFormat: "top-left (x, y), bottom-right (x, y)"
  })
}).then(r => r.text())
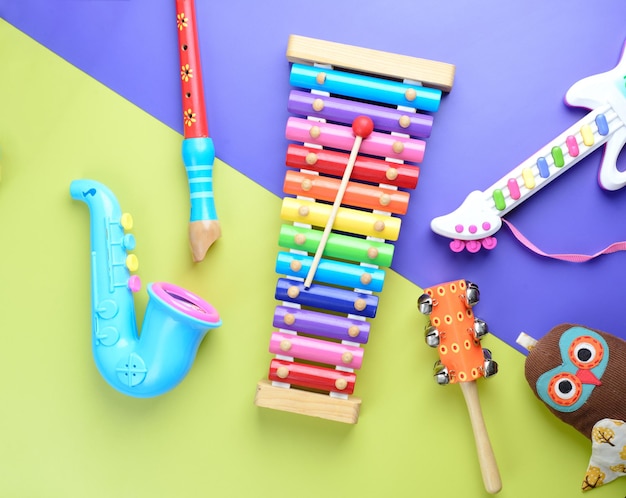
top-left (521, 323), bottom-right (626, 491)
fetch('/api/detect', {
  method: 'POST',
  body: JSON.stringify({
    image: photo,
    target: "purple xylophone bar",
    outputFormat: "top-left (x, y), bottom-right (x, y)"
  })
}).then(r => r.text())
top-left (273, 306), bottom-right (371, 344)
top-left (287, 90), bottom-right (434, 138)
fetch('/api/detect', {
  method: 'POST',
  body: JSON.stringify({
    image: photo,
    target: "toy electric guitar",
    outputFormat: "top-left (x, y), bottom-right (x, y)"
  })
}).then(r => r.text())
top-left (431, 41), bottom-right (626, 253)
top-left (418, 280), bottom-right (501, 494)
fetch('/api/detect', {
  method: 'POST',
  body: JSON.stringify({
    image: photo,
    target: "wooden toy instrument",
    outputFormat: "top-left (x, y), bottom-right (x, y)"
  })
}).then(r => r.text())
top-left (254, 35), bottom-right (455, 424)
top-left (418, 280), bottom-right (501, 494)
top-left (431, 40), bottom-right (626, 254)
top-left (175, 0), bottom-right (220, 262)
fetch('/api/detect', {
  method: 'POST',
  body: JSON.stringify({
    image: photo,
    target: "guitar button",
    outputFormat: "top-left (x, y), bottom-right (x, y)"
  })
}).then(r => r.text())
top-left (596, 113), bottom-right (609, 136)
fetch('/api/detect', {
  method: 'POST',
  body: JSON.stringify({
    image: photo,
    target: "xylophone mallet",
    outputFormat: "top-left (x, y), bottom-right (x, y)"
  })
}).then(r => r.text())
top-left (304, 116), bottom-right (374, 289)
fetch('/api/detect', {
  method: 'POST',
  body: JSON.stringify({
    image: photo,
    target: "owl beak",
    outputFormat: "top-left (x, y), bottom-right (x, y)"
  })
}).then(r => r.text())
top-left (576, 368), bottom-right (602, 386)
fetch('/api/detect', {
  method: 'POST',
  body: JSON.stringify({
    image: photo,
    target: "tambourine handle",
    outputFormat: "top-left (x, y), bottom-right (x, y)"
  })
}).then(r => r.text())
top-left (460, 381), bottom-right (502, 494)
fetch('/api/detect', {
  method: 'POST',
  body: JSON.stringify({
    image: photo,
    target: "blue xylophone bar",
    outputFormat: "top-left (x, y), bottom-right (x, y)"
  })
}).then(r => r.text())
top-left (290, 64), bottom-right (442, 113)
top-left (275, 251), bottom-right (385, 293)
top-left (275, 278), bottom-right (378, 318)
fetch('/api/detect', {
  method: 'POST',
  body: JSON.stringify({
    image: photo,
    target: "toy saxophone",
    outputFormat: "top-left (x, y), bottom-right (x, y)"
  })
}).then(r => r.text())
top-left (70, 179), bottom-right (221, 398)
top-left (431, 40), bottom-right (626, 254)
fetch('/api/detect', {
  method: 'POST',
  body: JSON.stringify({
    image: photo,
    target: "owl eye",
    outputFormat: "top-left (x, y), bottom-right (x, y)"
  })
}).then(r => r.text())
top-left (547, 372), bottom-right (582, 407)
top-left (568, 335), bottom-right (604, 370)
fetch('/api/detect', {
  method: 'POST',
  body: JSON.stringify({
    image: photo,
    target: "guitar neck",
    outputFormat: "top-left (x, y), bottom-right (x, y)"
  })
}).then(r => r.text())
top-left (479, 104), bottom-right (622, 218)
top-left (431, 41), bottom-right (626, 249)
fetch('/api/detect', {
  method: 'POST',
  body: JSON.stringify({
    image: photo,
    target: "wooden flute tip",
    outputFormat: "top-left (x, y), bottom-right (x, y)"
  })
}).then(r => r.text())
top-left (189, 219), bottom-right (221, 262)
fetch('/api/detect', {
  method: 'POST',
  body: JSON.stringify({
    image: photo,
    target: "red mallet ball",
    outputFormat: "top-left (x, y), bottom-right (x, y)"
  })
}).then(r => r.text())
top-left (352, 115), bottom-right (374, 138)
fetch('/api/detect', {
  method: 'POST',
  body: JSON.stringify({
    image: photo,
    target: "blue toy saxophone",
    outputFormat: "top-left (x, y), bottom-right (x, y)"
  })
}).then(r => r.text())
top-left (70, 179), bottom-right (221, 398)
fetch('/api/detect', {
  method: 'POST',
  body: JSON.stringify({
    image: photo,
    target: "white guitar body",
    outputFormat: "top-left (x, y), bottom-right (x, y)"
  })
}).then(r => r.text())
top-left (431, 41), bottom-right (626, 253)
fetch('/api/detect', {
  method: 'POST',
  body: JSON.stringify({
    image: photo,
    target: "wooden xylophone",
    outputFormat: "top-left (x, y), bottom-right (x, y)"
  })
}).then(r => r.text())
top-left (254, 35), bottom-right (455, 424)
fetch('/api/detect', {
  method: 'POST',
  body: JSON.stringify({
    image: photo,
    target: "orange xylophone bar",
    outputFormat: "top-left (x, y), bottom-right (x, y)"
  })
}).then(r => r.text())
top-left (283, 170), bottom-right (411, 215)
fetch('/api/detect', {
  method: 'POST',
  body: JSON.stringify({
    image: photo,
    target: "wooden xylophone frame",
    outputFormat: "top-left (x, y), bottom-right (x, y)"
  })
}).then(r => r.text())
top-left (254, 35), bottom-right (455, 424)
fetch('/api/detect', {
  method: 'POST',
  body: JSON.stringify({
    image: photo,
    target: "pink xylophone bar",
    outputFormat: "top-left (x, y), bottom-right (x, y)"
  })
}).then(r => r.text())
top-left (254, 35), bottom-right (455, 423)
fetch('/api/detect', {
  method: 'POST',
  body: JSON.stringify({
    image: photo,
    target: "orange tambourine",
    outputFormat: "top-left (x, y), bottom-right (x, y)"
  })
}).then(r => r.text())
top-left (418, 279), bottom-right (502, 494)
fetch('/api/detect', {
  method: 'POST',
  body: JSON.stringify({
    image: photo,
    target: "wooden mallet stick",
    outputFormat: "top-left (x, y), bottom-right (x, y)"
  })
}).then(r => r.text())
top-left (303, 116), bottom-right (374, 289)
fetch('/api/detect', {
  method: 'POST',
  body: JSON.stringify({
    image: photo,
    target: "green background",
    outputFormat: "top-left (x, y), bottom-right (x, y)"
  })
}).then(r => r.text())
top-left (0, 20), bottom-right (618, 497)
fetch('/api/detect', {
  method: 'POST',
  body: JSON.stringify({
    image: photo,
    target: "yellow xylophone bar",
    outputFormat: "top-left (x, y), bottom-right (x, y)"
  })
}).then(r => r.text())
top-left (281, 197), bottom-right (401, 241)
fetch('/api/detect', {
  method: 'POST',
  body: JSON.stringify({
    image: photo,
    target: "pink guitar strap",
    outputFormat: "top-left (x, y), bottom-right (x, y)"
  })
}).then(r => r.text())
top-left (502, 219), bottom-right (626, 262)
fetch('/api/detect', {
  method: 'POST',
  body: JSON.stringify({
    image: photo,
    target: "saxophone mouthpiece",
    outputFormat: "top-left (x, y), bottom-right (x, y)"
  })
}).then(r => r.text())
top-left (70, 179), bottom-right (222, 398)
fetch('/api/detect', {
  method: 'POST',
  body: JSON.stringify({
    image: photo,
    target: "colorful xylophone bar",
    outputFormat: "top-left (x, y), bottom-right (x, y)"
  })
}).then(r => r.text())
top-left (287, 90), bottom-right (434, 138)
top-left (286, 144), bottom-right (421, 189)
top-left (254, 35), bottom-right (455, 423)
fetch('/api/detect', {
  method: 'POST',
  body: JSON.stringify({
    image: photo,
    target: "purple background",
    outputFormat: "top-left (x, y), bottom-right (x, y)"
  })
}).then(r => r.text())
top-left (2, 0), bottom-right (625, 352)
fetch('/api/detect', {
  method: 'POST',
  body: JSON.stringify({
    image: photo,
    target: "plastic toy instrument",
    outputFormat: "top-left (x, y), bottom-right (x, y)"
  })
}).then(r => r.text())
top-left (431, 41), bottom-right (626, 253)
top-left (254, 35), bottom-right (455, 423)
top-left (175, 0), bottom-right (220, 262)
top-left (70, 179), bottom-right (221, 397)
top-left (418, 280), bottom-right (501, 494)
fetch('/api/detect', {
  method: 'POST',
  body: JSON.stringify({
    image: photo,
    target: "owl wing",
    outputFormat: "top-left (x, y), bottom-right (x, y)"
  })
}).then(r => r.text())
top-left (582, 418), bottom-right (626, 491)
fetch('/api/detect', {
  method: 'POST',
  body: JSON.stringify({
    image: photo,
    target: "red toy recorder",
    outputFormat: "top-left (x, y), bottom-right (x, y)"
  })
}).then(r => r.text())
top-left (175, 0), bottom-right (220, 262)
